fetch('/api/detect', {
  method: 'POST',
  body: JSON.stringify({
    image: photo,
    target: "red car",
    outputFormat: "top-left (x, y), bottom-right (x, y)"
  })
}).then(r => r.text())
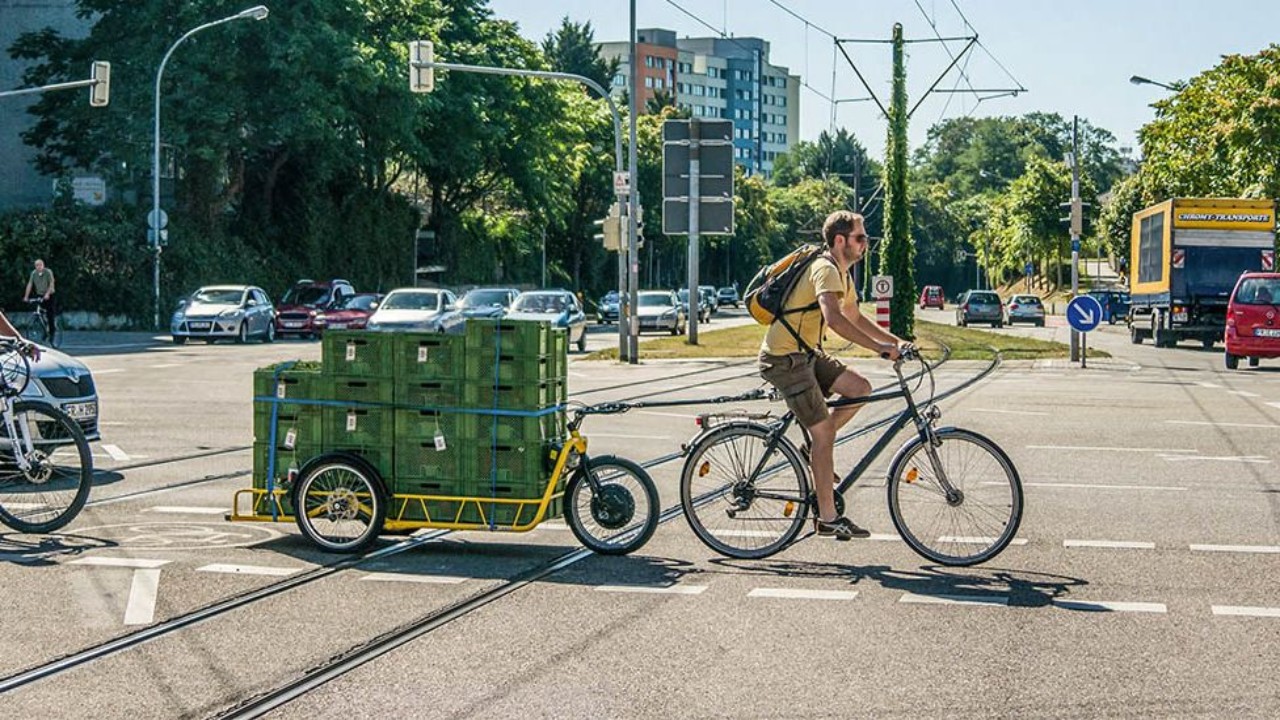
top-left (919, 285), bottom-right (944, 310)
top-left (274, 279), bottom-right (355, 338)
top-left (1224, 272), bottom-right (1280, 369)
top-left (314, 293), bottom-right (383, 333)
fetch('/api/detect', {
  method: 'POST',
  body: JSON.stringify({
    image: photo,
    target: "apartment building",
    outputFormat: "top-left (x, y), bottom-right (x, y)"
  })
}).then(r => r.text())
top-left (598, 28), bottom-right (800, 178)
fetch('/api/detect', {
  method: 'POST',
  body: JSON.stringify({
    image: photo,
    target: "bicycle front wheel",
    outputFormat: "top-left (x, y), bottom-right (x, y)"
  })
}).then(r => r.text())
top-left (680, 422), bottom-right (809, 559)
top-left (0, 401), bottom-right (93, 533)
top-left (565, 455), bottom-right (659, 556)
top-left (887, 427), bottom-right (1023, 566)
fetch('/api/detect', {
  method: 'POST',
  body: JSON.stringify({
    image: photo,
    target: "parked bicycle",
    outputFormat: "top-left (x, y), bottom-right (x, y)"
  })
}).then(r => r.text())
top-left (679, 347), bottom-right (1023, 566)
top-left (0, 338), bottom-right (93, 533)
top-left (24, 299), bottom-right (61, 348)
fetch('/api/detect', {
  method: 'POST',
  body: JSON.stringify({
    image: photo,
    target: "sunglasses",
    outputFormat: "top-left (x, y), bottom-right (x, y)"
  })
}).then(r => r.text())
top-left (844, 233), bottom-right (869, 245)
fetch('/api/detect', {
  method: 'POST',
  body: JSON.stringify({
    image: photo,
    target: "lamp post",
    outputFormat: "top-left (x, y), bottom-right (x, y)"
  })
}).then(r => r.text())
top-left (1129, 75), bottom-right (1177, 92)
top-left (152, 5), bottom-right (269, 330)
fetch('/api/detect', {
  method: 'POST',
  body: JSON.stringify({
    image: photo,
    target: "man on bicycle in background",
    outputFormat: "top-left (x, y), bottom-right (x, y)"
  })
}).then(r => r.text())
top-left (758, 210), bottom-right (905, 541)
top-left (23, 258), bottom-right (57, 346)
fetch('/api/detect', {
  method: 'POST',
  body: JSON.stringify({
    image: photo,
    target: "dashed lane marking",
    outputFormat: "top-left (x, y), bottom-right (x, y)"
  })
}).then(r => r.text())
top-left (1167, 420), bottom-right (1280, 429)
top-left (636, 410), bottom-right (700, 420)
top-left (360, 573), bottom-right (468, 584)
top-left (1064, 539), bottom-right (1156, 550)
top-left (1161, 454), bottom-right (1270, 464)
top-left (899, 593), bottom-right (1009, 607)
top-left (70, 557), bottom-right (170, 569)
top-left (595, 584), bottom-right (708, 595)
top-left (995, 481), bottom-right (1187, 491)
top-left (1189, 544), bottom-right (1280, 554)
top-left (1026, 445), bottom-right (1197, 453)
top-left (149, 363), bottom-right (183, 369)
top-left (589, 433), bottom-right (674, 440)
top-left (1212, 606), bottom-right (1280, 618)
top-left (123, 569), bottom-right (162, 625)
top-left (971, 408), bottom-right (1049, 416)
top-left (1227, 390), bottom-right (1261, 398)
top-left (92, 368), bottom-right (125, 375)
top-left (749, 588), bottom-right (858, 601)
top-left (1052, 600), bottom-right (1167, 614)
top-left (102, 444), bottom-right (130, 461)
top-left (145, 506), bottom-right (229, 515)
top-left (537, 522), bottom-right (570, 531)
top-left (196, 563), bottom-right (304, 577)
top-left (937, 536), bottom-right (1028, 546)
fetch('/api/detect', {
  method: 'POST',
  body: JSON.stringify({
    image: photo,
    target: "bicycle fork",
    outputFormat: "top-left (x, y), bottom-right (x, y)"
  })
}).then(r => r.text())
top-left (1, 396), bottom-right (34, 474)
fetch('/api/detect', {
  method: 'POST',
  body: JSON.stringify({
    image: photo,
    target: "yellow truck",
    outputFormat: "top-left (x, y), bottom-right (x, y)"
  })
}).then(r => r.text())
top-left (1128, 198), bottom-right (1277, 348)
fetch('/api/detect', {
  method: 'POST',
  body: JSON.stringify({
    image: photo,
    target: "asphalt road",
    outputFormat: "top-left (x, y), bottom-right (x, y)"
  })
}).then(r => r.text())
top-left (1, 313), bottom-right (1277, 718)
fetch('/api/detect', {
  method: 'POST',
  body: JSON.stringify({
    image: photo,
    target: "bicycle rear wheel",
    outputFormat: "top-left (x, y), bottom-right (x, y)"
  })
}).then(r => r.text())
top-left (680, 422), bottom-right (809, 559)
top-left (0, 401), bottom-right (93, 533)
top-left (887, 427), bottom-right (1023, 566)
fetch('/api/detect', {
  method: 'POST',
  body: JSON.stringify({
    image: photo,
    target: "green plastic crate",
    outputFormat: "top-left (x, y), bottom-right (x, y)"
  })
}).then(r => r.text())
top-left (460, 411), bottom-right (564, 445)
top-left (323, 443), bottom-right (395, 483)
top-left (393, 408), bottom-right (467, 443)
top-left (546, 329), bottom-right (568, 381)
top-left (465, 319), bottom-right (550, 356)
top-left (393, 332), bottom-right (464, 382)
top-left (395, 438), bottom-right (466, 484)
top-left (329, 375), bottom-right (395, 406)
top-left (465, 353), bottom-right (551, 384)
top-left (253, 441), bottom-right (323, 486)
top-left (253, 403), bottom-right (324, 445)
top-left (465, 441), bottom-right (556, 491)
top-left (395, 378), bottom-right (462, 410)
top-left (322, 331), bottom-right (394, 378)
top-left (462, 380), bottom-right (558, 410)
top-left (323, 406), bottom-right (394, 446)
top-left (253, 367), bottom-right (327, 404)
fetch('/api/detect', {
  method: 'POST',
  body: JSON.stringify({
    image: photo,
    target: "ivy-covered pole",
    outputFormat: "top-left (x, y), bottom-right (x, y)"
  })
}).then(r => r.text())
top-left (881, 23), bottom-right (915, 339)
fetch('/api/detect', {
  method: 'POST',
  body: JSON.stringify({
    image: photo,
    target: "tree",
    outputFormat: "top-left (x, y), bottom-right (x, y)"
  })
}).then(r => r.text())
top-left (881, 24), bottom-right (914, 338)
top-left (541, 17), bottom-right (618, 91)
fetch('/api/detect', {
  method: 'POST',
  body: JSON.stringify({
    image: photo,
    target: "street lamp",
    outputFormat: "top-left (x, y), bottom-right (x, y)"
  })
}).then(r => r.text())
top-left (152, 5), bottom-right (269, 329)
top-left (1129, 75), bottom-right (1177, 92)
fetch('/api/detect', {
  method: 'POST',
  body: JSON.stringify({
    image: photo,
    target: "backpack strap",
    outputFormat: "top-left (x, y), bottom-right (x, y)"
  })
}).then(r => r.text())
top-left (776, 251), bottom-right (835, 354)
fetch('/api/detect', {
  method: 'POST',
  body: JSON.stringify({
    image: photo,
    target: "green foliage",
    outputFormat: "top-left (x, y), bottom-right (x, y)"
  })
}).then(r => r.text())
top-left (540, 17), bottom-right (618, 90)
top-left (882, 25), bottom-right (914, 339)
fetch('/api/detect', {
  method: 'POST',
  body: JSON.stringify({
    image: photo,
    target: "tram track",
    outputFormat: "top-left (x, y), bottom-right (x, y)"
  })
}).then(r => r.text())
top-left (1, 350), bottom-right (995, 709)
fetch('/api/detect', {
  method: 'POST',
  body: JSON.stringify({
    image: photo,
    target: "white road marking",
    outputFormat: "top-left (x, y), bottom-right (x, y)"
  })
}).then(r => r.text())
top-left (595, 584), bottom-right (708, 595)
top-left (102, 444), bottom-right (130, 461)
top-left (749, 588), bottom-right (858, 601)
top-left (1064, 539), bottom-right (1156, 550)
top-left (149, 363), bottom-right (182, 369)
top-left (360, 572), bottom-right (468, 584)
top-left (123, 569), bottom-right (162, 625)
top-left (1026, 445), bottom-right (1196, 453)
top-left (1189, 544), bottom-right (1280, 554)
top-left (636, 410), bottom-right (700, 420)
top-left (146, 506), bottom-right (228, 515)
top-left (1166, 420), bottom-right (1280, 429)
top-left (588, 433), bottom-right (674, 440)
top-left (1227, 390), bottom-right (1261, 398)
top-left (971, 408), bottom-right (1049, 416)
top-left (70, 557), bottom-right (170, 569)
top-left (1196, 382), bottom-right (1224, 389)
top-left (196, 563), bottom-right (303, 577)
top-left (92, 368), bottom-right (125, 375)
top-left (867, 533), bottom-right (901, 542)
top-left (715, 529), bottom-right (789, 538)
top-left (1052, 600), bottom-right (1167, 613)
top-left (1212, 605), bottom-right (1280, 618)
top-left (899, 592), bottom-right (1009, 607)
top-left (1161, 455), bottom-right (1270, 464)
top-left (2, 502), bottom-right (46, 510)
top-left (537, 522), bottom-right (570, 531)
top-left (998, 481), bottom-right (1187, 492)
top-left (937, 536), bottom-right (1028, 546)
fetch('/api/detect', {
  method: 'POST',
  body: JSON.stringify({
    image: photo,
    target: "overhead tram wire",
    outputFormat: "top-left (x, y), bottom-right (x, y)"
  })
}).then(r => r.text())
top-left (947, 0), bottom-right (1027, 94)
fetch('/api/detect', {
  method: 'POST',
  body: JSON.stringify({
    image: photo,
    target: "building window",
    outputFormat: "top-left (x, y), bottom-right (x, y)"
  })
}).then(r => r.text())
top-left (655, 78), bottom-right (664, 89)
top-left (644, 77), bottom-right (654, 89)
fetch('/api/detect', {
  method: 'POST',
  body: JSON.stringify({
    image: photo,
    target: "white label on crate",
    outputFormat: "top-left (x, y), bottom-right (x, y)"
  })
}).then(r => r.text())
top-left (434, 431), bottom-right (447, 452)
top-left (346, 411), bottom-right (357, 432)
top-left (284, 427), bottom-right (297, 450)
top-left (346, 342), bottom-right (356, 362)
top-left (418, 346), bottom-right (429, 363)
top-left (275, 381), bottom-right (286, 399)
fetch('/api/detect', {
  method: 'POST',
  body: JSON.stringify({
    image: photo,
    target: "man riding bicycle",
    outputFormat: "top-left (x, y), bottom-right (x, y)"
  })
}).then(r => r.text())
top-left (23, 259), bottom-right (57, 346)
top-left (757, 210), bottom-right (905, 541)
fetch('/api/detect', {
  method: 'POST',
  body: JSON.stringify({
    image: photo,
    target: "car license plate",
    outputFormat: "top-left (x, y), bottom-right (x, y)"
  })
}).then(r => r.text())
top-left (329, 323), bottom-right (347, 329)
top-left (189, 322), bottom-right (211, 330)
top-left (283, 321), bottom-right (303, 328)
top-left (64, 401), bottom-right (96, 420)
top-left (1254, 327), bottom-right (1280, 338)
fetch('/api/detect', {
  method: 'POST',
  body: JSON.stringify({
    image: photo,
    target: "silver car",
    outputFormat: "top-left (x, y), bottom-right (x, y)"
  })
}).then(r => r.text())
top-left (636, 290), bottom-right (686, 335)
top-left (21, 346), bottom-right (99, 440)
top-left (171, 285), bottom-right (277, 344)
top-left (956, 290), bottom-right (1003, 328)
top-left (365, 288), bottom-right (458, 331)
top-left (1005, 294), bottom-right (1046, 327)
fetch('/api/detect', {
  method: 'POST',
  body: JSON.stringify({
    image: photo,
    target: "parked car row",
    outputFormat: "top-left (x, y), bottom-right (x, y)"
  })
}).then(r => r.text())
top-left (597, 285), bottom-right (737, 326)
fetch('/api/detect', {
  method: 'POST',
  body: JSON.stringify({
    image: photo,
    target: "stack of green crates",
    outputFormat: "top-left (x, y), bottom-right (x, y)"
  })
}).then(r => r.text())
top-left (250, 321), bottom-right (568, 525)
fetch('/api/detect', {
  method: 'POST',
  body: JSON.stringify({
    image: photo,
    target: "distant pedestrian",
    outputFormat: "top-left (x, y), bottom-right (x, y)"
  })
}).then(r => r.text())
top-left (23, 258), bottom-right (57, 345)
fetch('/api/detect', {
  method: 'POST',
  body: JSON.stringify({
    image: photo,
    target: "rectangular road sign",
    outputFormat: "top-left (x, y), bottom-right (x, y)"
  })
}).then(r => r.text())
top-left (872, 275), bottom-right (894, 299)
top-left (663, 144), bottom-right (734, 199)
top-left (663, 198), bottom-right (734, 236)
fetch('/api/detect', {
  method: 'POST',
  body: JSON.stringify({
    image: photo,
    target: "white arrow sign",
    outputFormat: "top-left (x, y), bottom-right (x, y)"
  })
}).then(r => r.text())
top-left (1072, 305), bottom-right (1095, 326)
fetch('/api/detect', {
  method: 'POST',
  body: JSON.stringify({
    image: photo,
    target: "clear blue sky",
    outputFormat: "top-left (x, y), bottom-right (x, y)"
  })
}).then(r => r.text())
top-left (485, 0), bottom-right (1277, 159)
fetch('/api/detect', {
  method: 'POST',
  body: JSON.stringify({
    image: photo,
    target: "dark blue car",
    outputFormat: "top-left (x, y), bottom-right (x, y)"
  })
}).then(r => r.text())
top-left (1086, 290), bottom-right (1130, 324)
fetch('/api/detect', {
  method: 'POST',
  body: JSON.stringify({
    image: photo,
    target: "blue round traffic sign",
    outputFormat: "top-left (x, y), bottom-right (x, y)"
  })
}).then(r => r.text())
top-left (1067, 295), bottom-right (1103, 333)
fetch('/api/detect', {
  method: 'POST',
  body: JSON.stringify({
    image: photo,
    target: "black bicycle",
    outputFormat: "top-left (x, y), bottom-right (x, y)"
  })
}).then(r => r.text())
top-left (679, 347), bottom-right (1023, 566)
top-left (25, 298), bottom-right (60, 348)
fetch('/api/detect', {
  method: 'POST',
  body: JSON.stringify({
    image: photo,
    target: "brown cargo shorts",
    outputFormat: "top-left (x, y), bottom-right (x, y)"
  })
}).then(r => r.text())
top-left (758, 350), bottom-right (848, 428)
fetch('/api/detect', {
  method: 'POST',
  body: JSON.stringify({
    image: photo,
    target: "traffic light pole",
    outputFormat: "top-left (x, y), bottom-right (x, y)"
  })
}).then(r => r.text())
top-left (626, 0), bottom-right (640, 363)
top-left (408, 55), bottom-right (634, 360)
top-left (686, 124), bottom-right (700, 345)
top-left (1069, 116), bottom-right (1081, 362)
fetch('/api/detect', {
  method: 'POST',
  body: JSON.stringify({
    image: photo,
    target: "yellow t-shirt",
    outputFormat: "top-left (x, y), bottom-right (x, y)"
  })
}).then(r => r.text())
top-left (761, 255), bottom-right (851, 355)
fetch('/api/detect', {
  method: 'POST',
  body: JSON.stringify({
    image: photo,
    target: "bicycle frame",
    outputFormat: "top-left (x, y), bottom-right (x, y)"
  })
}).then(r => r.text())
top-left (0, 395), bottom-right (35, 473)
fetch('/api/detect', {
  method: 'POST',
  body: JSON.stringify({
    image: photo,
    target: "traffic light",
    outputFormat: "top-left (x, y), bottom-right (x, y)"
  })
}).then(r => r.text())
top-left (89, 61), bottom-right (110, 107)
top-left (409, 41), bottom-right (434, 93)
top-left (595, 215), bottom-right (622, 251)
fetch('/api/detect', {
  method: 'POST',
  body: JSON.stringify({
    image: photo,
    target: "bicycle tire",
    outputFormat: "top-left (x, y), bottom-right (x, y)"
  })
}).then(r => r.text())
top-left (886, 427), bottom-right (1023, 566)
top-left (293, 452), bottom-right (388, 553)
top-left (0, 401), bottom-right (93, 533)
top-left (25, 313), bottom-right (47, 345)
top-left (564, 455), bottom-right (659, 556)
top-left (680, 422), bottom-right (810, 559)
